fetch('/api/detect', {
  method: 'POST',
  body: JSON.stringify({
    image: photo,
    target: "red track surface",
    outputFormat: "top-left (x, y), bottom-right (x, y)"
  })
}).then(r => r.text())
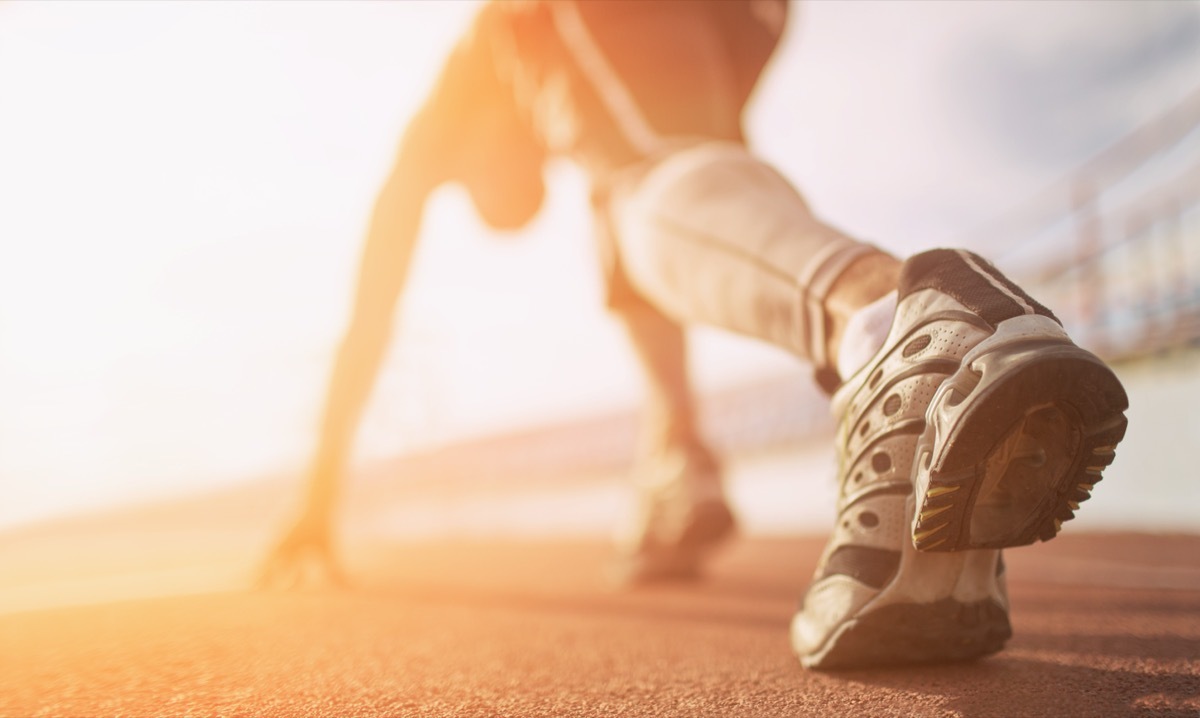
top-left (1, 534), bottom-right (1198, 717)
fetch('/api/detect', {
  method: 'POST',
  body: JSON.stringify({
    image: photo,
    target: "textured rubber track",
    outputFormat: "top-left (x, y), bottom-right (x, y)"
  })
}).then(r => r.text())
top-left (802, 598), bottom-right (1012, 670)
top-left (914, 336), bottom-right (1129, 552)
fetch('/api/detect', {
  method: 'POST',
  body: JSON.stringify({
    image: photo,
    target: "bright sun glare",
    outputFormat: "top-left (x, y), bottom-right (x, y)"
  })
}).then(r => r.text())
top-left (0, 0), bottom-right (804, 528)
top-left (0, 1), bottom-right (503, 524)
top-left (3, 0), bottom-right (1194, 529)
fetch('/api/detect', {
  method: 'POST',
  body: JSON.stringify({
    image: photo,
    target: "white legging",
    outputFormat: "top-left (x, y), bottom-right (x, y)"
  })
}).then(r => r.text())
top-left (610, 141), bottom-right (884, 378)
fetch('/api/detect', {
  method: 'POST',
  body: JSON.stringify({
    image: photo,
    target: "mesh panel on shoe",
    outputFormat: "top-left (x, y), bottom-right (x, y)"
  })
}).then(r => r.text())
top-left (820, 545), bottom-right (901, 589)
top-left (899, 249), bottom-right (1059, 328)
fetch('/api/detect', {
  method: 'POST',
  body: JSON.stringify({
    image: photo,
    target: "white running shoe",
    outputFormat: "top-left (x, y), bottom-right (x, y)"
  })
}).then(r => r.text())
top-left (792, 248), bottom-right (1127, 669)
top-left (613, 442), bottom-right (736, 584)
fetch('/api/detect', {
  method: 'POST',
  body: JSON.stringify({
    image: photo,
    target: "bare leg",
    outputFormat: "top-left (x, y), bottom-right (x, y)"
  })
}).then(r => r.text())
top-left (619, 302), bottom-right (701, 457)
top-left (612, 300), bottom-right (734, 583)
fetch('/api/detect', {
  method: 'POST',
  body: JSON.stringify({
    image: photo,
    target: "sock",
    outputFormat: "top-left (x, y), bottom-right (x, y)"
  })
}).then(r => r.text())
top-left (836, 290), bottom-right (897, 382)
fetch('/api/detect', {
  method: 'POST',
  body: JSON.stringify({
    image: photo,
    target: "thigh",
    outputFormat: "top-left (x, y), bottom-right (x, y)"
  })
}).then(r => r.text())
top-left (612, 142), bottom-right (838, 298)
top-left (606, 141), bottom-right (863, 358)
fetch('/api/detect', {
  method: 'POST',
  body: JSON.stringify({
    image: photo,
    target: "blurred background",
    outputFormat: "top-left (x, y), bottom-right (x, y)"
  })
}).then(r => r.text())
top-left (1, 0), bottom-right (1198, 610)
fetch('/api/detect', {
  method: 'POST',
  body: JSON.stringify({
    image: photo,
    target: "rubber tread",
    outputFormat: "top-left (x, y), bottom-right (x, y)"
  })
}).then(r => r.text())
top-left (804, 598), bottom-right (1011, 670)
top-left (914, 341), bottom-right (1129, 551)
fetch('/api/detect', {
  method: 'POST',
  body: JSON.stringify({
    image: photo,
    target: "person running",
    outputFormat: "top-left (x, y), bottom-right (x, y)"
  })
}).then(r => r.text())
top-left (261, 0), bottom-right (1129, 669)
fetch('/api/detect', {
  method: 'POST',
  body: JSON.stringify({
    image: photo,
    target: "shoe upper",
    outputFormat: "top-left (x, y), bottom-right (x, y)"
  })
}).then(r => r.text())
top-left (794, 250), bottom-right (1017, 664)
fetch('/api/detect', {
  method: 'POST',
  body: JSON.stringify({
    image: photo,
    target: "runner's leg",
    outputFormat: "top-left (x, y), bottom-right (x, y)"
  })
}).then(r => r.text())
top-left (608, 141), bottom-right (1126, 667)
top-left (611, 142), bottom-right (898, 392)
top-left (610, 301), bottom-right (734, 582)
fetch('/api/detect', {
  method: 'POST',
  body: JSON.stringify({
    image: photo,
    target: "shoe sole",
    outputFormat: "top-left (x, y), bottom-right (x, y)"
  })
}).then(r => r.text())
top-left (613, 499), bottom-right (736, 584)
top-left (799, 597), bottom-right (1011, 670)
top-left (913, 315), bottom-right (1129, 551)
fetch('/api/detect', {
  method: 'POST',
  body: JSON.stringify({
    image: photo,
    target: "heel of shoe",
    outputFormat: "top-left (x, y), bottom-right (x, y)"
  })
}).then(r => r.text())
top-left (913, 318), bottom-right (1129, 551)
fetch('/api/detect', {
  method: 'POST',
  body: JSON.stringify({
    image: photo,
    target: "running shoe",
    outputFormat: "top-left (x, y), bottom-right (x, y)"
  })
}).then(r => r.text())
top-left (903, 250), bottom-right (1129, 551)
top-left (612, 441), bottom-right (736, 584)
top-left (792, 248), bottom-right (1126, 668)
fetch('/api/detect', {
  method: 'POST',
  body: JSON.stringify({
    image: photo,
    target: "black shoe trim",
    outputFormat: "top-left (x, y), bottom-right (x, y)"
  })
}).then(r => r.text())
top-left (899, 249), bottom-right (1059, 329)
top-left (820, 545), bottom-right (901, 589)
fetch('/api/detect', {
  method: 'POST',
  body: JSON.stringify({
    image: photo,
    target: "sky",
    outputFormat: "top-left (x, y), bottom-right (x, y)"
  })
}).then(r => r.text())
top-left (0, 0), bottom-right (1197, 528)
